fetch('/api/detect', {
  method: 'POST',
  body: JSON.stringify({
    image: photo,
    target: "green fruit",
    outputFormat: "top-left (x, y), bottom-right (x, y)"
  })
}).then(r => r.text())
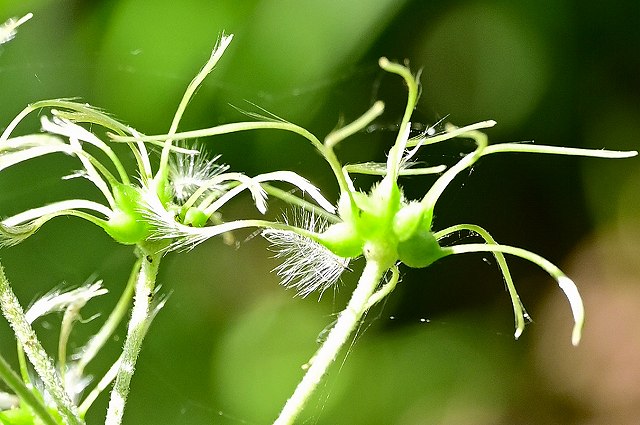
top-left (393, 202), bottom-right (425, 242)
top-left (318, 222), bottom-right (363, 258)
top-left (183, 207), bottom-right (209, 227)
top-left (104, 184), bottom-right (151, 245)
top-left (397, 228), bottom-right (443, 268)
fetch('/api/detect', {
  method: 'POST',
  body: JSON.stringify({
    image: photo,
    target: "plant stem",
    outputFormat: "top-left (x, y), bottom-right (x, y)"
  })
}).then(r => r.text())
top-left (435, 224), bottom-right (528, 339)
top-left (0, 262), bottom-right (83, 425)
top-left (273, 259), bottom-right (386, 425)
top-left (79, 356), bottom-right (121, 417)
top-left (105, 250), bottom-right (161, 425)
top-left (0, 352), bottom-right (60, 425)
top-left (72, 261), bottom-right (138, 416)
top-left (441, 243), bottom-right (584, 345)
top-left (76, 260), bottom-right (140, 376)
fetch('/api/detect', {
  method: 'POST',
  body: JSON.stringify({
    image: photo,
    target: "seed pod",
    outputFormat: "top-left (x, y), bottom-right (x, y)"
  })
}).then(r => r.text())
top-left (105, 183), bottom-right (151, 245)
top-left (397, 227), bottom-right (443, 268)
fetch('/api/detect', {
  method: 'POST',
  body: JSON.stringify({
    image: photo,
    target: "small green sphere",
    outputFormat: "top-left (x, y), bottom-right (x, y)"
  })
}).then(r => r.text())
top-left (183, 207), bottom-right (209, 227)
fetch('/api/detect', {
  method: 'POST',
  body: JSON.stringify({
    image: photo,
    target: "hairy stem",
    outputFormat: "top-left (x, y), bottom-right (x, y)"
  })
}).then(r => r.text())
top-left (105, 250), bottom-right (161, 425)
top-left (0, 262), bottom-right (83, 425)
top-left (0, 352), bottom-right (59, 425)
top-left (273, 259), bottom-right (386, 425)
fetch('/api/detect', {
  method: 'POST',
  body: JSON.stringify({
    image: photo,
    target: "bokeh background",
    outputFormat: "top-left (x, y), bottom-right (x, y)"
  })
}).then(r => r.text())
top-left (1, 1), bottom-right (639, 424)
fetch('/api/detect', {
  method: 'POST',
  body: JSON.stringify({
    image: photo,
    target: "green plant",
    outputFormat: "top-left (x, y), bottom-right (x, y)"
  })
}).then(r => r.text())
top-left (1, 12), bottom-right (637, 425)
top-left (122, 56), bottom-right (635, 424)
top-left (0, 21), bottom-right (332, 425)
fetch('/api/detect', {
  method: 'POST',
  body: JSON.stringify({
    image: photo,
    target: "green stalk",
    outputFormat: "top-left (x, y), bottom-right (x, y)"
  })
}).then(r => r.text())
top-left (377, 58), bottom-right (418, 182)
top-left (0, 100), bottom-right (132, 185)
top-left (481, 143), bottom-right (637, 158)
top-left (273, 259), bottom-right (387, 425)
top-left (0, 353), bottom-right (60, 425)
top-left (421, 128), bottom-right (488, 212)
top-left (323, 101), bottom-right (384, 149)
top-left (75, 259), bottom-right (139, 376)
top-left (435, 224), bottom-right (527, 339)
top-left (157, 35), bottom-right (234, 179)
top-left (79, 356), bottom-right (121, 417)
top-left (0, 262), bottom-right (83, 425)
top-left (441, 243), bottom-right (584, 345)
top-left (74, 262), bottom-right (137, 416)
top-left (110, 121), bottom-right (355, 197)
top-left (104, 250), bottom-right (161, 425)
top-left (261, 184), bottom-right (340, 224)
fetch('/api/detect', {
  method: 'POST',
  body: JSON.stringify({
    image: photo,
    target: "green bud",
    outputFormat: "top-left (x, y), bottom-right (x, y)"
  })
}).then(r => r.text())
top-left (183, 207), bottom-right (208, 227)
top-left (104, 184), bottom-right (151, 245)
top-left (397, 228), bottom-right (443, 268)
top-left (393, 202), bottom-right (425, 242)
top-left (317, 222), bottom-right (362, 258)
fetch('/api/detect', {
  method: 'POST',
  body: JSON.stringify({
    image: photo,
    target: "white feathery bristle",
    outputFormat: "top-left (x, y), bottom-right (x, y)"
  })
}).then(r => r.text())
top-left (262, 211), bottom-right (349, 297)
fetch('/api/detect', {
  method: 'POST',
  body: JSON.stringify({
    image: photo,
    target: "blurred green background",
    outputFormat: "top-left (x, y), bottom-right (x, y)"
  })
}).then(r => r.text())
top-left (1, 1), bottom-right (639, 424)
